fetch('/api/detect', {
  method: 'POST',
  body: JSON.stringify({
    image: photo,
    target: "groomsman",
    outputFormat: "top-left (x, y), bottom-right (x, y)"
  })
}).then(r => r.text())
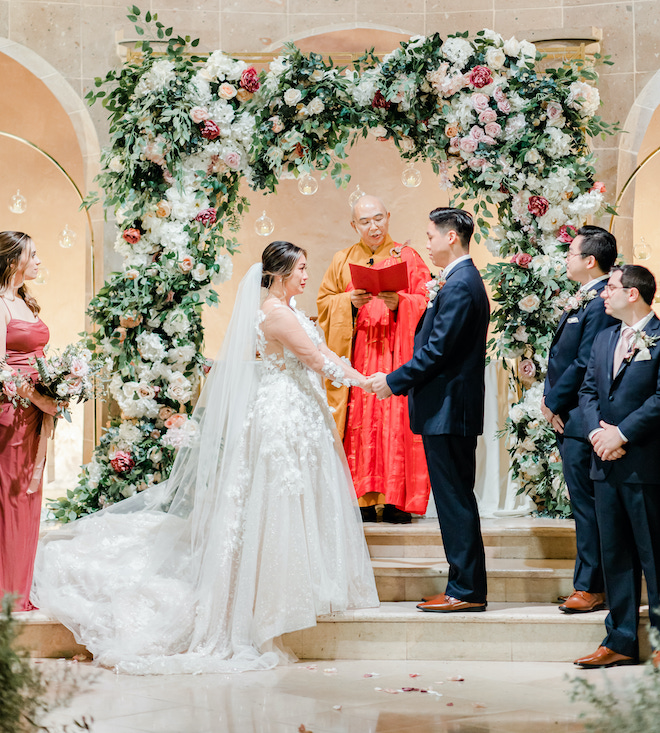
top-left (576, 264), bottom-right (660, 668)
top-left (541, 226), bottom-right (618, 613)
top-left (370, 208), bottom-right (489, 612)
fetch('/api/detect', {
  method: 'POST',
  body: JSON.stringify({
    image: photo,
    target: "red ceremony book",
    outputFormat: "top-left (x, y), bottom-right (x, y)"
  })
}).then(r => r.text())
top-left (349, 261), bottom-right (409, 295)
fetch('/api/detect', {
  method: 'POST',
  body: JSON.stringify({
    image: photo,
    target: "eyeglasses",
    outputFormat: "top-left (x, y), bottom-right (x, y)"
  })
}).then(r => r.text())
top-left (602, 284), bottom-right (631, 294)
top-left (566, 251), bottom-right (588, 260)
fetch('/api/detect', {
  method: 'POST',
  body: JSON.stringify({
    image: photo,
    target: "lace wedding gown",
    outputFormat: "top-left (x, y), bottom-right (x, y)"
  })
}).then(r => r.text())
top-left (32, 265), bottom-right (378, 674)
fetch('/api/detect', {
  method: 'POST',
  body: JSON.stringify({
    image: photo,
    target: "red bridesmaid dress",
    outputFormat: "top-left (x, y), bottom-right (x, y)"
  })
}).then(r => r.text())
top-left (0, 313), bottom-right (49, 611)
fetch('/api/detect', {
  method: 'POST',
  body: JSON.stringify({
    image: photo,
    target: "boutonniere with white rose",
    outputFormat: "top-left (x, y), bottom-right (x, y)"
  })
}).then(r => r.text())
top-left (626, 329), bottom-right (660, 363)
top-left (564, 288), bottom-right (598, 313)
top-left (426, 272), bottom-right (446, 309)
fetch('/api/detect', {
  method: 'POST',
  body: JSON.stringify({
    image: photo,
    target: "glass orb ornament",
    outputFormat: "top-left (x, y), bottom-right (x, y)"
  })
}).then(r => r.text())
top-left (634, 237), bottom-right (652, 261)
top-left (58, 225), bottom-right (76, 249)
top-left (401, 163), bottom-right (422, 188)
top-left (9, 189), bottom-right (27, 214)
top-left (255, 210), bottom-right (274, 237)
top-left (348, 184), bottom-right (365, 208)
top-left (35, 267), bottom-right (49, 285)
top-left (297, 173), bottom-right (318, 196)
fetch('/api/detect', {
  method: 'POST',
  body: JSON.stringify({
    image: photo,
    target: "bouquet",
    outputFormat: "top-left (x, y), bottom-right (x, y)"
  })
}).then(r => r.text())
top-left (0, 363), bottom-right (30, 410)
top-left (33, 343), bottom-right (99, 423)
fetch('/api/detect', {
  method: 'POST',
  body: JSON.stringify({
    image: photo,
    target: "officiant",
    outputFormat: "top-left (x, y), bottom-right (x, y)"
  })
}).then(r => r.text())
top-left (317, 195), bottom-right (431, 522)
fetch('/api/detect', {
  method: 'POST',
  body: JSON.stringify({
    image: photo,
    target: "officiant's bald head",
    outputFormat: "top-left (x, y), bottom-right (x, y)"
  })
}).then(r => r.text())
top-left (351, 195), bottom-right (391, 252)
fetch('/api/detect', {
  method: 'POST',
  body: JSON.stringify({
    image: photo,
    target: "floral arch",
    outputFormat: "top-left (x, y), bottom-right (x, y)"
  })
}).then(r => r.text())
top-left (52, 9), bottom-right (617, 521)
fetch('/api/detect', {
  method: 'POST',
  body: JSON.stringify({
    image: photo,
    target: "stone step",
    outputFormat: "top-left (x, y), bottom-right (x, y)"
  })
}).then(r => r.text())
top-left (364, 517), bottom-right (578, 560)
top-left (282, 602), bottom-right (652, 663)
top-left (372, 557), bottom-right (576, 603)
top-left (14, 603), bottom-right (652, 664)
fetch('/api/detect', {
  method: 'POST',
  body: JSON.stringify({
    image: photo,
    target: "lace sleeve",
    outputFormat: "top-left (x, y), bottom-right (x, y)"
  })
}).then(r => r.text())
top-left (322, 356), bottom-right (360, 388)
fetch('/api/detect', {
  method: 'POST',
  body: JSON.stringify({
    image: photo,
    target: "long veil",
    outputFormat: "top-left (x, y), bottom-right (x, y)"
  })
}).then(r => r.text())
top-left (32, 263), bottom-right (290, 673)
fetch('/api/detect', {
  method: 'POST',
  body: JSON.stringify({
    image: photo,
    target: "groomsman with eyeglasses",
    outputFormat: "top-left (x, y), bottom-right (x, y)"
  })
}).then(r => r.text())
top-left (575, 264), bottom-right (660, 668)
top-left (541, 226), bottom-right (619, 614)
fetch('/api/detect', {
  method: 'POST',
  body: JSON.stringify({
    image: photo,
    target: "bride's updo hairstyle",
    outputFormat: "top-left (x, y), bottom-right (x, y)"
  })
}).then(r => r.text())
top-left (261, 240), bottom-right (307, 289)
top-left (0, 231), bottom-right (40, 315)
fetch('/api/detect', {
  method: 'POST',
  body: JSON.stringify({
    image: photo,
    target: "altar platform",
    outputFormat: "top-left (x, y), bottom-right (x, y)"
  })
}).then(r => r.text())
top-left (14, 517), bottom-right (651, 663)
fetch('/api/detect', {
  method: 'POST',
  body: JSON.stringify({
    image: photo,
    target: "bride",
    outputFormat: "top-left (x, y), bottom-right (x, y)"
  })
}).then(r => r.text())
top-left (32, 241), bottom-right (379, 675)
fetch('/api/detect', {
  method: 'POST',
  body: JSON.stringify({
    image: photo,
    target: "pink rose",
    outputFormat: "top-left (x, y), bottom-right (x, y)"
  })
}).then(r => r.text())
top-left (195, 208), bottom-right (217, 226)
top-left (165, 413), bottom-right (187, 430)
top-left (179, 255), bottom-right (194, 273)
top-left (218, 82), bottom-right (237, 99)
top-left (468, 65), bottom-right (493, 89)
top-left (459, 137), bottom-right (478, 153)
top-left (480, 135), bottom-right (497, 145)
top-left (469, 125), bottom-right (484, 140)
top-left (591, 181), bottom-right (606, 193)
top-left (493, 86), bottom-right (506, 103)
top-left (269, 115), bottom-right (284, 133)
top-left (143, 142), bottom-right (166, 166)
top-left (69, 358), bottom-right (88, 378)
top-left (159, 406), bottom-right (175, 422)
top-left (556, 224), bottom-right (577, 243)
top-left (449, 135), bottom-right (461, 148)
top-left (467, 157), bottom-right (487, 171)
top-left (479, 108), bottom-right (498, 124)
top-left (190, 106), bottom-right (210, 123)
top-left (471, 93), bottom-right (490, 112)
top-left (122, 228), bottom-right (141, 244)
top-left (546, 101), bottom-right (563, 120)
top-left (497, 99), bottom-right (511, 114)
top-left (527, 195), bottom-right (550, 217)
top-left (510, 252), bottom-right (533, 268)
top-left (2, 380), bottom-right (17, 398)
top-left (199, 120), bottom-right (221, 140)
top-left (224, 151), bottom-right (241, 169)
top-left (519, 359), bottom-right (537, 379)
top-left (202, 359), bottom-right (213, 375)
top-left (484, 122), bottom-right (502, 138)
top-left (110, 451), bottom-right (135, 474)
top-left (240, 67), bottom-right (260, 93)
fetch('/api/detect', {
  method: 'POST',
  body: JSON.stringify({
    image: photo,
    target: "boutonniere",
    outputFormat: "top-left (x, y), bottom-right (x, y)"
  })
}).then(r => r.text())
top-left (426, 272), bottom-right (446, 309)
top-left (564, 288), bottom-right (597, 313)
top-left (627, 329), bottom-right (660, 363)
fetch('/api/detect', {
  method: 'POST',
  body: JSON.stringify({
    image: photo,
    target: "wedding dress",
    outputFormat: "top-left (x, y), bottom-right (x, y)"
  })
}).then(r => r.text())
top-left (32, 264), bottom-right (379, 674)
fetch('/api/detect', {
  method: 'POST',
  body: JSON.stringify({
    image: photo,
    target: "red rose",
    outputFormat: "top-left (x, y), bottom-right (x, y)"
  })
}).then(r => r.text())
top-left (372, 91), bottom-right (391, 109)
top-left (195, 208), bottom-right (217, 226)
top-left (200, 120), bottom-right (221, 140)
top-left (510, 252), bottom-right (533, 268)
top-left (556, 224), bottom-right (577, 243)
top-left (122, 227), bottom-right (141, 244)
top-left (110, 450), bottom-right (135, 474)
top-left (468, 65), bottom-right (493, 89)
top-left (239, 67), bottom-right (260, 93)
top-left (527, 195), bottom-right (550, 217)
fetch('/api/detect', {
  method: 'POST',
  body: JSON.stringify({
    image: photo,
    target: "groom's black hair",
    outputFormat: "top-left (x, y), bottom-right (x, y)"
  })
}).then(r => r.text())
top-left (576, 226), bottom-right (617, 273)
top-left (428, 208), bottom-right (474, 250)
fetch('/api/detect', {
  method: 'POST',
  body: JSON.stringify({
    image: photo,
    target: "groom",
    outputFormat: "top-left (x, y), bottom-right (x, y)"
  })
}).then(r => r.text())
top-left (370, 207), bottom-right (489, 612)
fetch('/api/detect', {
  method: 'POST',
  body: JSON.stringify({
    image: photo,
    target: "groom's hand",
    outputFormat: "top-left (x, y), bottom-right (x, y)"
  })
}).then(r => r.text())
top-left (370, 372), bottom-right (393, 400)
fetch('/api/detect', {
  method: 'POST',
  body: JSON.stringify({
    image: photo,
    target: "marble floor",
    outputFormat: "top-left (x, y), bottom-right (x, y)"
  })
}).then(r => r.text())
top-left (40, 657), bottom-right (645, 733)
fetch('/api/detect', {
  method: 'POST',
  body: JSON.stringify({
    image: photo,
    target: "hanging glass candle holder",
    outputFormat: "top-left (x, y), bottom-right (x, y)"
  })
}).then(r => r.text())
top-left (297, 173), bottom-right (318, 196)
top-left (348, 184), bottom-right (365, 207)
top-left (35, 267), bottom-right (49, 285)
top-left (634, 237), bottom-right (652, 261)
top-left (9, 189), bottom-right (27, 214)
top-left (58, 225), bottom-right (76, 249)
top-left (401, 163), bottom-right (422, 188)
top-left (255, 210), bottom-right (274, 237)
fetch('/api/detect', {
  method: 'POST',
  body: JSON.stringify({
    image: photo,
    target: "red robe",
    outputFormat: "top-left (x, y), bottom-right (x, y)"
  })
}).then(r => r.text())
top-left (317, 238), bottom-right (431, 514)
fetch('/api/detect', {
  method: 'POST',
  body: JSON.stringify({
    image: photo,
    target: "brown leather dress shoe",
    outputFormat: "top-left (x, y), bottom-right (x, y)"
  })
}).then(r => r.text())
top-left (417, 594), bottom-right (487, 613)
top-left (574, 646), bottom-right (637, 668)
top-left (559, 590), bottom-right (606, 614)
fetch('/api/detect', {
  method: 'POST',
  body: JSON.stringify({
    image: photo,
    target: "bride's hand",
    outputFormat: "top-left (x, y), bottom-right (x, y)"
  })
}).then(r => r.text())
top-left (360, 375), bottom-right (373, 393)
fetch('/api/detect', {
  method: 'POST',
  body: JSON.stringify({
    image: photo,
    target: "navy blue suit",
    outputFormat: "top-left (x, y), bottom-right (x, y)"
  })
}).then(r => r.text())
top-left (387, 258), bottom-right (489, 602)
top-left (579, 315), bottom-right (660, 659)
top-left (544, 280), bottom-right (618, 593)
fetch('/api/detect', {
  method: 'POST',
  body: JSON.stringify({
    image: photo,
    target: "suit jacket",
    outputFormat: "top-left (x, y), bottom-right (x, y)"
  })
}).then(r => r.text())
top-left (387, 258), bottom-right (490, 436)
top-left (544, 280), bottom-right (618, 439)
top-left (579, 314), bottom-right (660, 484)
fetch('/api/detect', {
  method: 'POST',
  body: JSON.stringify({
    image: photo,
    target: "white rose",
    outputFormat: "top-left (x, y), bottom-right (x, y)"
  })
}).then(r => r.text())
top-left (307, 97), bottom-right (325, 115)
top-left (503, 37), bottom-right (521, 57)
top-left (509, 404), bottom-right (525, 423)
top-left (518, 294), bottom-right (541, 313)
top-left (283, 88), bottom-right (302, 106)
top-left (485, 47), bottom-right (506, 70)
top-left (109, 156), bottom-right (125, 173)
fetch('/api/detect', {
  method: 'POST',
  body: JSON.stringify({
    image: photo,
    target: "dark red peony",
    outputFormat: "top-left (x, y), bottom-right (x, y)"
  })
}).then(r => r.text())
top-left (239, 67), bottom-right (260, 93)
top-left (110, 450), bottom-right (135, 474)
top-left (195, 208), bottom-right (217, 226)
top-left (122, 227), bottom-right (141, 244)
top-left (468, 65), bottom-right (493, 89)
top-left (372, 91), bottom-right (391, 109)
top-left (200, 120), bottom-right (221, 140)
top-left (527, 195), bottom-right (550, 217)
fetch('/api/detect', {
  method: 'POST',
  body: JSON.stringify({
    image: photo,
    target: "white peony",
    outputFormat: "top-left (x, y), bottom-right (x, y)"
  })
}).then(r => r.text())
top-left (544, 127), bottom-right (572, 158)
top-left (117, 422), bottom-right (143, 448)
top-left (163, 310), bottom-right (191, 337)
top-left (136, 332), bottom-right (167, 363)
top-left (566, 81), bottom-right (600, 117)
top-left (442, 37), bottom-right (473, 67)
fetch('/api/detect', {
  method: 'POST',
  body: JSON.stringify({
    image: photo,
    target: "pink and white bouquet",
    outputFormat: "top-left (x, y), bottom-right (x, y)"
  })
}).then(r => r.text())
top-left (33, 343), bottom-right (99, 422)
top-left (0, 363), bottom-right (29, 410)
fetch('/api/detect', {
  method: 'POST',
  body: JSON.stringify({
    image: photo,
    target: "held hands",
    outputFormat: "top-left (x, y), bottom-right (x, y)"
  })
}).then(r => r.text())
top-left (591, 421), bottom-right (627, 461)
top-left (540, 396), bottom-right (564, 435)
top-left (367, 372), bottom-right (393, 400)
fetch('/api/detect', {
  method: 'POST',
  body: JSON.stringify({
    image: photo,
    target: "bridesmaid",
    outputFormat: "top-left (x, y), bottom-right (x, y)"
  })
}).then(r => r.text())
top-left (0, 231), bottom-right (58, 611)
